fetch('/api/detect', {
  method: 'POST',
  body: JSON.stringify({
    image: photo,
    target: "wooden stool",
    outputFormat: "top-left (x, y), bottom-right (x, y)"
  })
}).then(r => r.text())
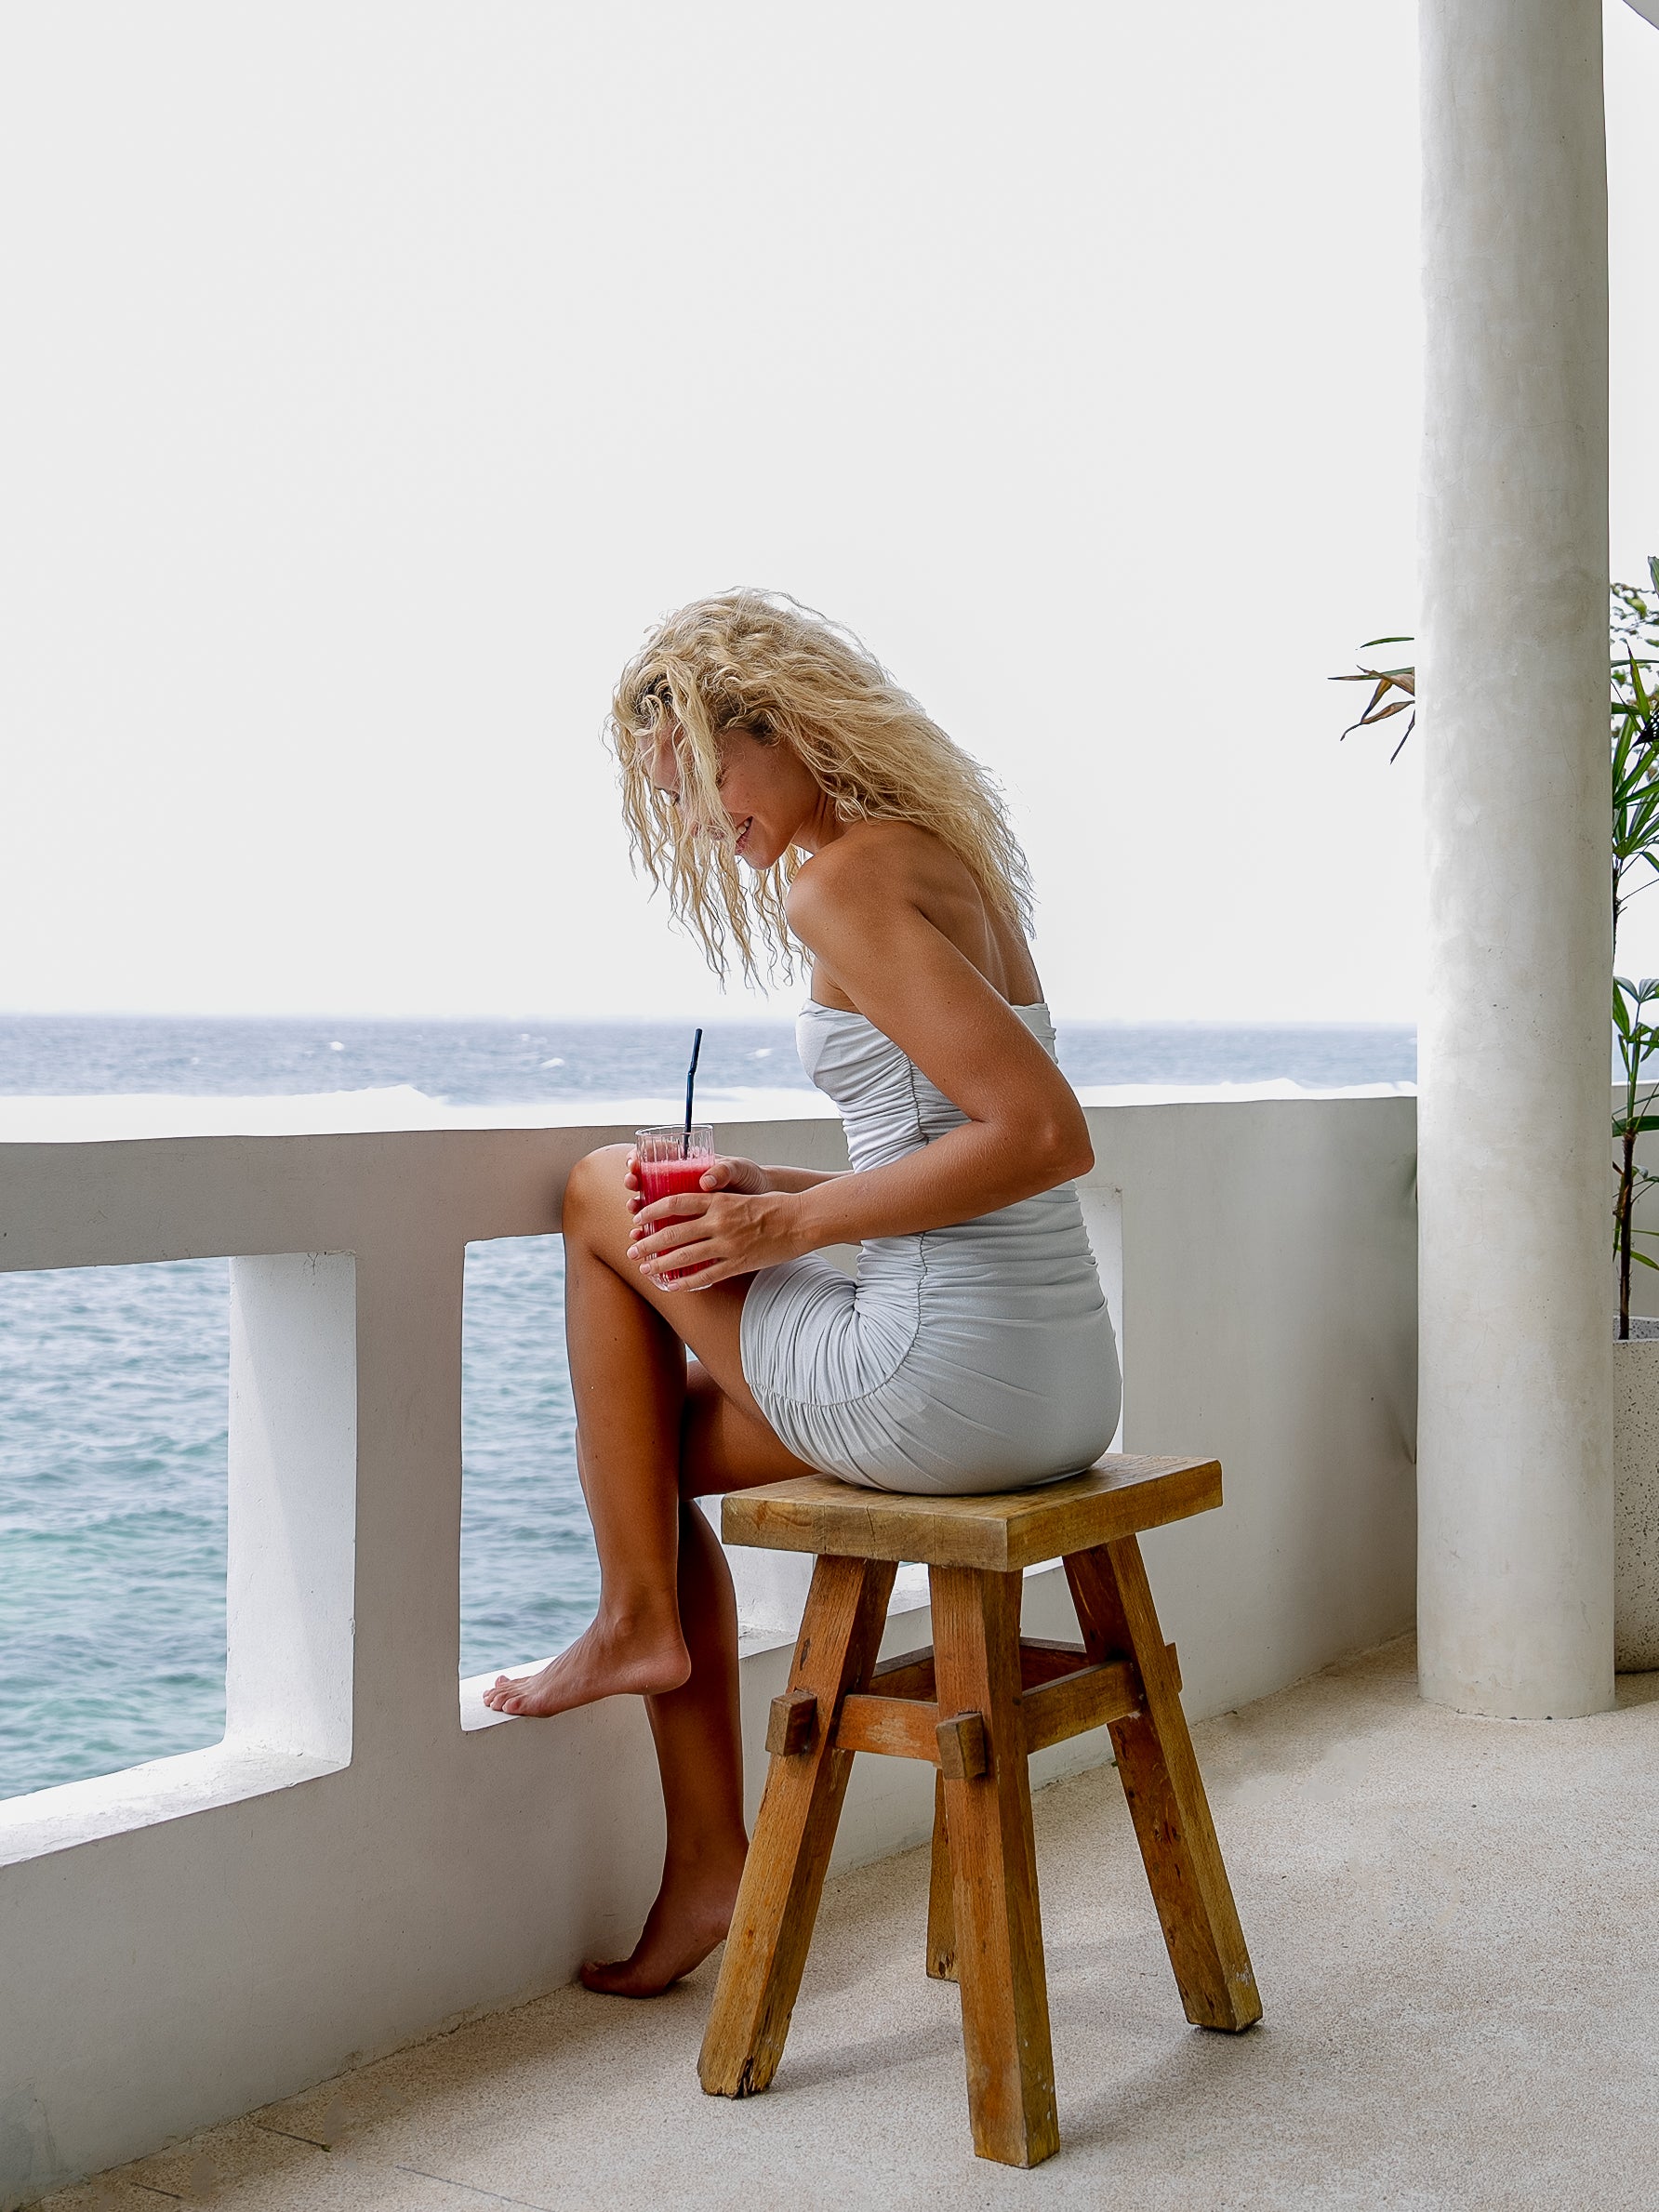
top-left (697, 1453), bottom-right (1261, 2168)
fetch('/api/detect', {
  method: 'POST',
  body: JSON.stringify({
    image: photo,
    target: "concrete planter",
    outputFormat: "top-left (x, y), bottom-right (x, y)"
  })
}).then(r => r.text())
top-left (1614, 1328), bottom-right (1659, 1671)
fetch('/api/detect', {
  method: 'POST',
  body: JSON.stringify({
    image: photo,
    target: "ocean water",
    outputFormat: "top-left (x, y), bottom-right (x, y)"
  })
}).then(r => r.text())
top-left (0, 1013), bottom-right (1413, 1801)
top-left (0, 1011), bottom-right (1415, 1106)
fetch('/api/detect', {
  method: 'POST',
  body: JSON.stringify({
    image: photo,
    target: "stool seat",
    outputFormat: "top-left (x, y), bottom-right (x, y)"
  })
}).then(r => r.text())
top-left (721, 1452), bottom-right (1222, 1570)
top-left (699, 1451), bottom-right (1261, 2168)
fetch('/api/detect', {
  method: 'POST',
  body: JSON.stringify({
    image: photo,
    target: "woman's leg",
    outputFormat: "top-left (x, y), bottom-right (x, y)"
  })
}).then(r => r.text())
top-left (481, 1221), bottom-right (695, 1716)
top-left (582, 1369), bottom-right (820, 1993)
top-left (578, 1359), bottom-right (834, 1994)
top-left (482, 1145), bottom-right (819, 1995)
top-left (579, 1488), bottom-right (744, 1994)
top-left (483, 1145), bottom-right (812, 1720)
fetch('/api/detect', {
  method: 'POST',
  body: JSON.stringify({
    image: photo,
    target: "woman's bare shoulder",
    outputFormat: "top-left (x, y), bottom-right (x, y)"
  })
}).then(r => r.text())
top-left (791, 821), bottom-right (955, 905)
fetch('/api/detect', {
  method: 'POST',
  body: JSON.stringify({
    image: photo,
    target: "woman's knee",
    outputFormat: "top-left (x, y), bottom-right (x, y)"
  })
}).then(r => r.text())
top-left (562, 1143), bottom-right (631, 1236)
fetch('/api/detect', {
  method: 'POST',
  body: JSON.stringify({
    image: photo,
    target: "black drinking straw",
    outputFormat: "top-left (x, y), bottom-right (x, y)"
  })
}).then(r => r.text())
top-left (683, 1027), bottom-right (704, 1156)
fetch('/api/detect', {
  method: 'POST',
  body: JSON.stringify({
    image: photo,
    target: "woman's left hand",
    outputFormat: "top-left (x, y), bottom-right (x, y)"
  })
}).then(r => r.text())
top-left (627, 1186), bottom-right (804, 1291)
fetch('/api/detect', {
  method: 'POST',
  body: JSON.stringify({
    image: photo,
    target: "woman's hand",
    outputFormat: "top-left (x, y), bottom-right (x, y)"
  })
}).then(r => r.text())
top-left (622, 1150), bottom-right (771, 1217)
top-left (627, 1178), bottom-right (804, 1291)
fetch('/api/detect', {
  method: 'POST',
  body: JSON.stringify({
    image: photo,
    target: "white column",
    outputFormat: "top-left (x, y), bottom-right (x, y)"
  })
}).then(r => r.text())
top-left (1417, 0), bottom-right (1612, 1716)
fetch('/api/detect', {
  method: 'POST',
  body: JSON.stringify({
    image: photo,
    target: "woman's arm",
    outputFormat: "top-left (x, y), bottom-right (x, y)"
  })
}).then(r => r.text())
top-left (627, 832), bottom-right (1093, 1289)
top-left (757, 1164), bottom-right (844, 1194)
top-left (778, 838), bottom-right (1092, 1239)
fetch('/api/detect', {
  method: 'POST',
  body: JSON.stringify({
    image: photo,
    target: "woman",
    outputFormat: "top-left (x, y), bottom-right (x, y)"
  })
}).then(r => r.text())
top-left (484, 591), bottom-right (1120, 1995)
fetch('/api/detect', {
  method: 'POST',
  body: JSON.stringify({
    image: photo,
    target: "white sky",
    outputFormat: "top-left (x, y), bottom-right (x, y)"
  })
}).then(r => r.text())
top-left (3, 1), bottom-right (1657, 1025)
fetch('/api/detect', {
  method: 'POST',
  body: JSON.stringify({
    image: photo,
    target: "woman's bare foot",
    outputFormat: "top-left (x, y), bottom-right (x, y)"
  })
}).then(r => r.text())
top-left (482, 1613), bottom-right (691, 1718)
top-left (579, 1847), bottom-right (747, 1998)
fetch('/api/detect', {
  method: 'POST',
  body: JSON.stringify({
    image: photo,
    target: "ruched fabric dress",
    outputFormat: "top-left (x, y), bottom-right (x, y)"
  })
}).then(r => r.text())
top-left (738, 1000), bottom-right (1121, 1495)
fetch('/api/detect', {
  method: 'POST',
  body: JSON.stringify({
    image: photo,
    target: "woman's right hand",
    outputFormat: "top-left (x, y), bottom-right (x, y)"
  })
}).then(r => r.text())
top-left (623, 1149), bottom-right (770, 1216)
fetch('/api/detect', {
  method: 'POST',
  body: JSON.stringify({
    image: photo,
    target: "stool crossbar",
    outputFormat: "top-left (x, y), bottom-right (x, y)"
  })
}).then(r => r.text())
top-left (697, 1454), bottom-right (1261, 2168)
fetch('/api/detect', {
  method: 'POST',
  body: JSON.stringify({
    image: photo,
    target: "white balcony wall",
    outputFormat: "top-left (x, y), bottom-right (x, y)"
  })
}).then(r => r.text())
top-left (0, 1093), bottom-right (1415, 2207)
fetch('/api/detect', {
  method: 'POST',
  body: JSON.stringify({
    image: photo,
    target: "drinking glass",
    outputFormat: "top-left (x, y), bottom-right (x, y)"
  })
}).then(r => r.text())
top-left (634, 1124), bottom-right (715, 1282)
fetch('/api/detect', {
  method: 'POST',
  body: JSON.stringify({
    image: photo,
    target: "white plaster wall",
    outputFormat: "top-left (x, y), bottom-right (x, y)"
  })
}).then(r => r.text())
top-left (0, 1092), bottom-right (1415, 2205)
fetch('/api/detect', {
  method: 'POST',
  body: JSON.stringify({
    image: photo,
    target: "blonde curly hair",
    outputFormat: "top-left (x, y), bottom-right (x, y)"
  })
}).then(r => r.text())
top-left (607, 590), bottom-right (1034, 985)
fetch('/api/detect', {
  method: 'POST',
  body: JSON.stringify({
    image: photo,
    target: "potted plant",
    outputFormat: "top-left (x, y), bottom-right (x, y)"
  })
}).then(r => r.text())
top-left (1338, 561), bottom-right (1659, 1666)
top-left (1606, 568), bottom-right (1659, 1665)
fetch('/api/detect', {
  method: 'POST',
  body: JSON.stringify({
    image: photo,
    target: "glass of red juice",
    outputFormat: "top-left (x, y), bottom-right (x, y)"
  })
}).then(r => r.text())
top-left (634, 1124), bottom-right (716, 1283)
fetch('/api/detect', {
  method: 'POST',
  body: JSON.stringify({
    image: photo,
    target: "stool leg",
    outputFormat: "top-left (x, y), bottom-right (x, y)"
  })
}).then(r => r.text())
top-left (930, 1565), bottom-right (1058, 2168)
top-left (925, 1772), bottom-right (957, 1980)
top-left (1065, 1537), bottom-right (1262, 2033)
top-left (699, 1554), bottom-right (896, 2098)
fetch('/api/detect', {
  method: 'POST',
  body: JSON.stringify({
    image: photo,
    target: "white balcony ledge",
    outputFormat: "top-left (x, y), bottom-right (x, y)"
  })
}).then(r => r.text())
top-left (1, 1092), bottom-right (1417, 2201)
top-left (36, 1634), bottom-right (1659, 2212)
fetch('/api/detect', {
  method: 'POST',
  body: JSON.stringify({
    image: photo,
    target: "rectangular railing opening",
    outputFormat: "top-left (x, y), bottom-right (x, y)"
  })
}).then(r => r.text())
top-left (461, 1235), bottom-right (593, 1698)
top-left (0, 1259), bottom-right (230, 1802)
top-left (458, 1225), bottom-right (841, 1700)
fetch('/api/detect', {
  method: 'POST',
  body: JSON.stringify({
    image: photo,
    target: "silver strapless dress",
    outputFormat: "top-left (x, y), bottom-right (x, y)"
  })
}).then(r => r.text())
top-left (738, 1000), bottom-right (1121, 1494)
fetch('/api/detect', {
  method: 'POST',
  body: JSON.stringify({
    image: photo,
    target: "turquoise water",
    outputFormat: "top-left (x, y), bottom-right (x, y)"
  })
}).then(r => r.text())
top-left (0, 1258), bottom-right (230, 1800)
top-left (0, 1013), bottom-right (1413, 1801)
top-left (457, 1234), bottom-right (588, 1688)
